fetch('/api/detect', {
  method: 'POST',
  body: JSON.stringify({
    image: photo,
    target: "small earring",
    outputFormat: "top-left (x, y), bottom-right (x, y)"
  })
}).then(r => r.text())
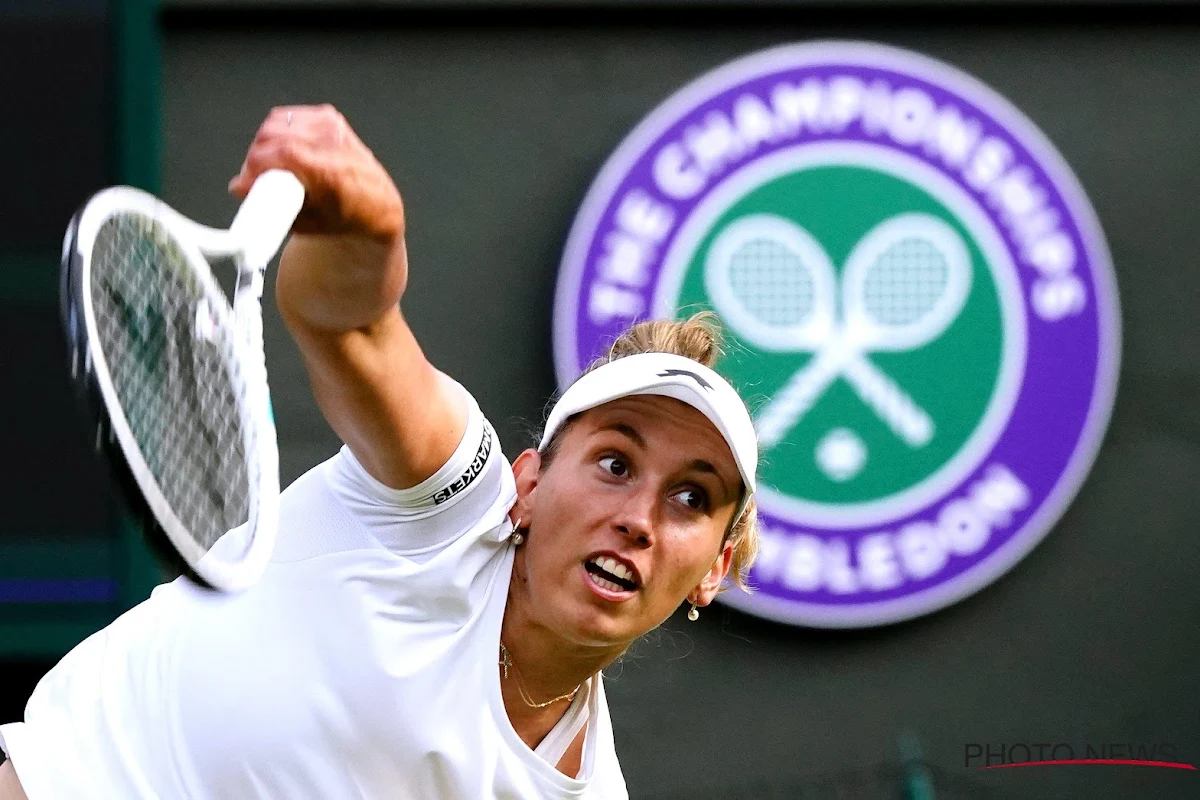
top-left (687, 602), bottom-right (699, 622)
top-left (511, 518), bottom-right (525, 546)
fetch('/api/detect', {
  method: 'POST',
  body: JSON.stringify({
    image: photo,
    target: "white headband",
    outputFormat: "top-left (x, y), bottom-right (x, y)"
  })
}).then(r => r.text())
top-left (540, 353), bottom-right (758, 523)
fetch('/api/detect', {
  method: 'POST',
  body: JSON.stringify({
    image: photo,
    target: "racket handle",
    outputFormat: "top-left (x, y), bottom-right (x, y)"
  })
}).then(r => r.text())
top-left (230, 169), bottom-right (306, 271)
top-left (755, 349), bottom-right (841, 450)
top-left (843, 356), bottom-right (934, 447)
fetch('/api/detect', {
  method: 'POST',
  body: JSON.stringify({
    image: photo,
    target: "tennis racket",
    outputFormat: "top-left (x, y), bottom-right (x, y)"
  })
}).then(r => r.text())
top-left (706, 213), bottom-right (970, 450)
top-left (60, 170), bottom-right (305, 591)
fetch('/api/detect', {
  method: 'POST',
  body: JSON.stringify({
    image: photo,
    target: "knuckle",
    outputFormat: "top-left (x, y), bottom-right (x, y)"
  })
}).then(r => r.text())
top-left (275, 138), bottom-right (301, 162)
top-left (247, 138), bottom-right (293, 170)
top-left (264, 107), bottom-right (289, 131)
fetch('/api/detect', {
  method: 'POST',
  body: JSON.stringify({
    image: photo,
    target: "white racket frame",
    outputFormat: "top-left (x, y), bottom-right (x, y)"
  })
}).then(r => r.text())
top-left (71, 170), bottom-right (304, 591)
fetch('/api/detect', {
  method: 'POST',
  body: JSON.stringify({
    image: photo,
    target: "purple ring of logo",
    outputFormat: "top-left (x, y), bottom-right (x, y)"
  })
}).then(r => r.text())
top-left (553, 41), bottom-right (1120, 627)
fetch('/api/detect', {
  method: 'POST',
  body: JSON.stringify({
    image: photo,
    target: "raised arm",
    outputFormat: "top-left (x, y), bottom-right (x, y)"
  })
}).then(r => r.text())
top-left (229, 105), bottom-right (466, 489)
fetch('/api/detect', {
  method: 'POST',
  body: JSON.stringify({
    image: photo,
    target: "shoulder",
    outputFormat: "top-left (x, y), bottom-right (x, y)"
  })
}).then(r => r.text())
top-left (270, 379), bottom-right (516, 561)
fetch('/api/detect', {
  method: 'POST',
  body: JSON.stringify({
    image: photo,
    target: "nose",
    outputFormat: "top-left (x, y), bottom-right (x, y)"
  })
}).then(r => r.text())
top-left (613, 485), bottom-right (655, 547)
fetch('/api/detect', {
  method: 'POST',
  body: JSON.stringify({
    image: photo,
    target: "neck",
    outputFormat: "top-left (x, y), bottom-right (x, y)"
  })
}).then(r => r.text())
top-left (499, 561), bottom-right (626, 750)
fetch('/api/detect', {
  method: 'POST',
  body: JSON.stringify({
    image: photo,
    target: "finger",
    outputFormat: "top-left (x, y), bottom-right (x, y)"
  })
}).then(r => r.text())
top-left (231, 105), bottom-right (354, 194)
top-left (257, 104), bottom-right (345, 145)
top-left (229, 105), bottom-right (315, 192)
top-left (229, 135), bottom-right (320, 198)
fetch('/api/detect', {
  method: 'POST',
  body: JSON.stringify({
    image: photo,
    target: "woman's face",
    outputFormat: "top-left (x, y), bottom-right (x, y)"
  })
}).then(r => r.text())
top-left (510, 395), bottom-right (741, 648)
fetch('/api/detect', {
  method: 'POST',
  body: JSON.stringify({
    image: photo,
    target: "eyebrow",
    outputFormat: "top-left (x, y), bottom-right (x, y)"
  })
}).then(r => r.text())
top-left (685, 458), bottom-right (733, 502)
top-left (599, 422), bottom-right (734, 502)
top-left (599, 422), bottom-right (647, 449)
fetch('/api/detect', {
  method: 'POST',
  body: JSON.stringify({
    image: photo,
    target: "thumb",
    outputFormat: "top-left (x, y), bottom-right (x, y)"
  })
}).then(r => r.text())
top-left (228, 171), bottom-right (250, 198)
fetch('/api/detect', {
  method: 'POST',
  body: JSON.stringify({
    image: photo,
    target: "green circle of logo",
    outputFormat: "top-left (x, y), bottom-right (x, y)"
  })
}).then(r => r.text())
top-left (671, 162), bottom-right (1004, 504)
top-left (554, 42), bottom-right (1120, 627)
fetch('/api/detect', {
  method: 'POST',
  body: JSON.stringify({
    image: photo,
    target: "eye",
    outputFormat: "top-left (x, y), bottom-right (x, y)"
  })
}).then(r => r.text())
top-left (598, 455), bottom-right (629, 478)
top-left (673, 487), bottom-right (709, 512)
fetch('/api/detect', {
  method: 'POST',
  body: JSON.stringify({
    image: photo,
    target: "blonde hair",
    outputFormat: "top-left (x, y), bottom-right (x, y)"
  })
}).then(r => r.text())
top-left (546, 311), bottom-right (758, 592)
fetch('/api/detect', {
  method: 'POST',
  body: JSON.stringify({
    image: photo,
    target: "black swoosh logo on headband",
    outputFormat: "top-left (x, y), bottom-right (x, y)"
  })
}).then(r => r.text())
top-left (657, 369), bottom-right (713, 391)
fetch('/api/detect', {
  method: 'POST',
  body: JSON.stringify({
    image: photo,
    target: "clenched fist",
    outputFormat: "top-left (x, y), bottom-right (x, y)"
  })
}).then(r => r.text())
top-left (229, 105), bottom-right (404, 240)
top-left (232, 105), bottom-right (409, 332)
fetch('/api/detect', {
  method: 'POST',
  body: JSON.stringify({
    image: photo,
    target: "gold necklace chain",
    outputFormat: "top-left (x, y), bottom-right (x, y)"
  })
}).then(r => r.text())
top-left (499, 642), bottom-right (581, 709)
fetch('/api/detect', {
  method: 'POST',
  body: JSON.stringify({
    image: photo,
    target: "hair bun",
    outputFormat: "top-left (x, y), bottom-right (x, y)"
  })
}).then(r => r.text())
top-left (603, 310), bottom-right (725, 368)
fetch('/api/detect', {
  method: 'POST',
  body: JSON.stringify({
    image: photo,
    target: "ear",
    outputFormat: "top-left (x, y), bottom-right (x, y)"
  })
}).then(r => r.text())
top-left (509, 448), bottom-right (543, 526)
top-left (690, 539), bottom-right (734, 608)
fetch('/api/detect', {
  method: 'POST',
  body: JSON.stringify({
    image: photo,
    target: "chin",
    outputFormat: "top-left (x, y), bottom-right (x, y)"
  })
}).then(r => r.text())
top-left (556, 597), bottom-right (644, 648)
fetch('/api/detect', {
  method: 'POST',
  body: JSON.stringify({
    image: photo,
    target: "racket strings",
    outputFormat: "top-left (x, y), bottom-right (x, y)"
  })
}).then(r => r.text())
top-left (728, 238), bottom-right (816, 327)
top-left (862, 238), bottom-right (950, 327)
top-left (91, 213), bottom-right (253, 554)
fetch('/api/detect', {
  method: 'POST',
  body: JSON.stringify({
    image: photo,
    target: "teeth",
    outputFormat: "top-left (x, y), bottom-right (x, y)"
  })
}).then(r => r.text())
top-left (588, 571), bottom-right (626, 593)
top-left (589, 556), bottom-right (636, 587)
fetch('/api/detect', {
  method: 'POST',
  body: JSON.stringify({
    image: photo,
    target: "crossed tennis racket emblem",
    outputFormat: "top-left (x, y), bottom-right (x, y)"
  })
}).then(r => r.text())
top-left (705, 212), bottom-right (972, 452)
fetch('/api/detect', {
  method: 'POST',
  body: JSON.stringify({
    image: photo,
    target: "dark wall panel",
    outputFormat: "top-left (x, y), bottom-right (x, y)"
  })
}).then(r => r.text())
top-left (0, 9), bottom-right (114, 534)
top-left (0, 2), bottom-right (122, 641)
top-left (0, 16), bottom-right (110, 251)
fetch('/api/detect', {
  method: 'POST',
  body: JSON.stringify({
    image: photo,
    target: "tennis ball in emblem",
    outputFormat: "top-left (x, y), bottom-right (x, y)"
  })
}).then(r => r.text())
top-left (816, 428), bottom-right (868, 482)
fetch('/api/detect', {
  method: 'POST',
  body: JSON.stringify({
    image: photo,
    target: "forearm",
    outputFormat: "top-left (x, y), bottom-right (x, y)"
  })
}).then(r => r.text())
top-left (276, 232), bottom-right (463, 488)
top-left (289, 313), bottom-right (463, 488)
top-left (276, 233), bottom-right (408, 335)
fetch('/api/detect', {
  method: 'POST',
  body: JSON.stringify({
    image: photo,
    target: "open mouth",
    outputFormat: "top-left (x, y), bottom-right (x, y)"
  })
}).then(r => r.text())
top-left (584, 555), bottom-right (639, 593)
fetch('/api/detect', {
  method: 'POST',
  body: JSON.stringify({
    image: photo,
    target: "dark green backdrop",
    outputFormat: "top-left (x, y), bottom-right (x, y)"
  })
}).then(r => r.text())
top-left (4, 4), bottom-right (1199, 799)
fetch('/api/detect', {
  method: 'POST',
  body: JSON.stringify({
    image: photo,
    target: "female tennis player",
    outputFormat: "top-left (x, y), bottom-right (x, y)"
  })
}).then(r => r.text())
top-left (0, 105), bottom-right (759, 799)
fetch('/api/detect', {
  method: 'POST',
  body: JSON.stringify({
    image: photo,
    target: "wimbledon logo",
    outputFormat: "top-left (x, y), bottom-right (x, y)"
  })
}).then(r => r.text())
top-left (553, 42), bottom-right (1120, 627)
